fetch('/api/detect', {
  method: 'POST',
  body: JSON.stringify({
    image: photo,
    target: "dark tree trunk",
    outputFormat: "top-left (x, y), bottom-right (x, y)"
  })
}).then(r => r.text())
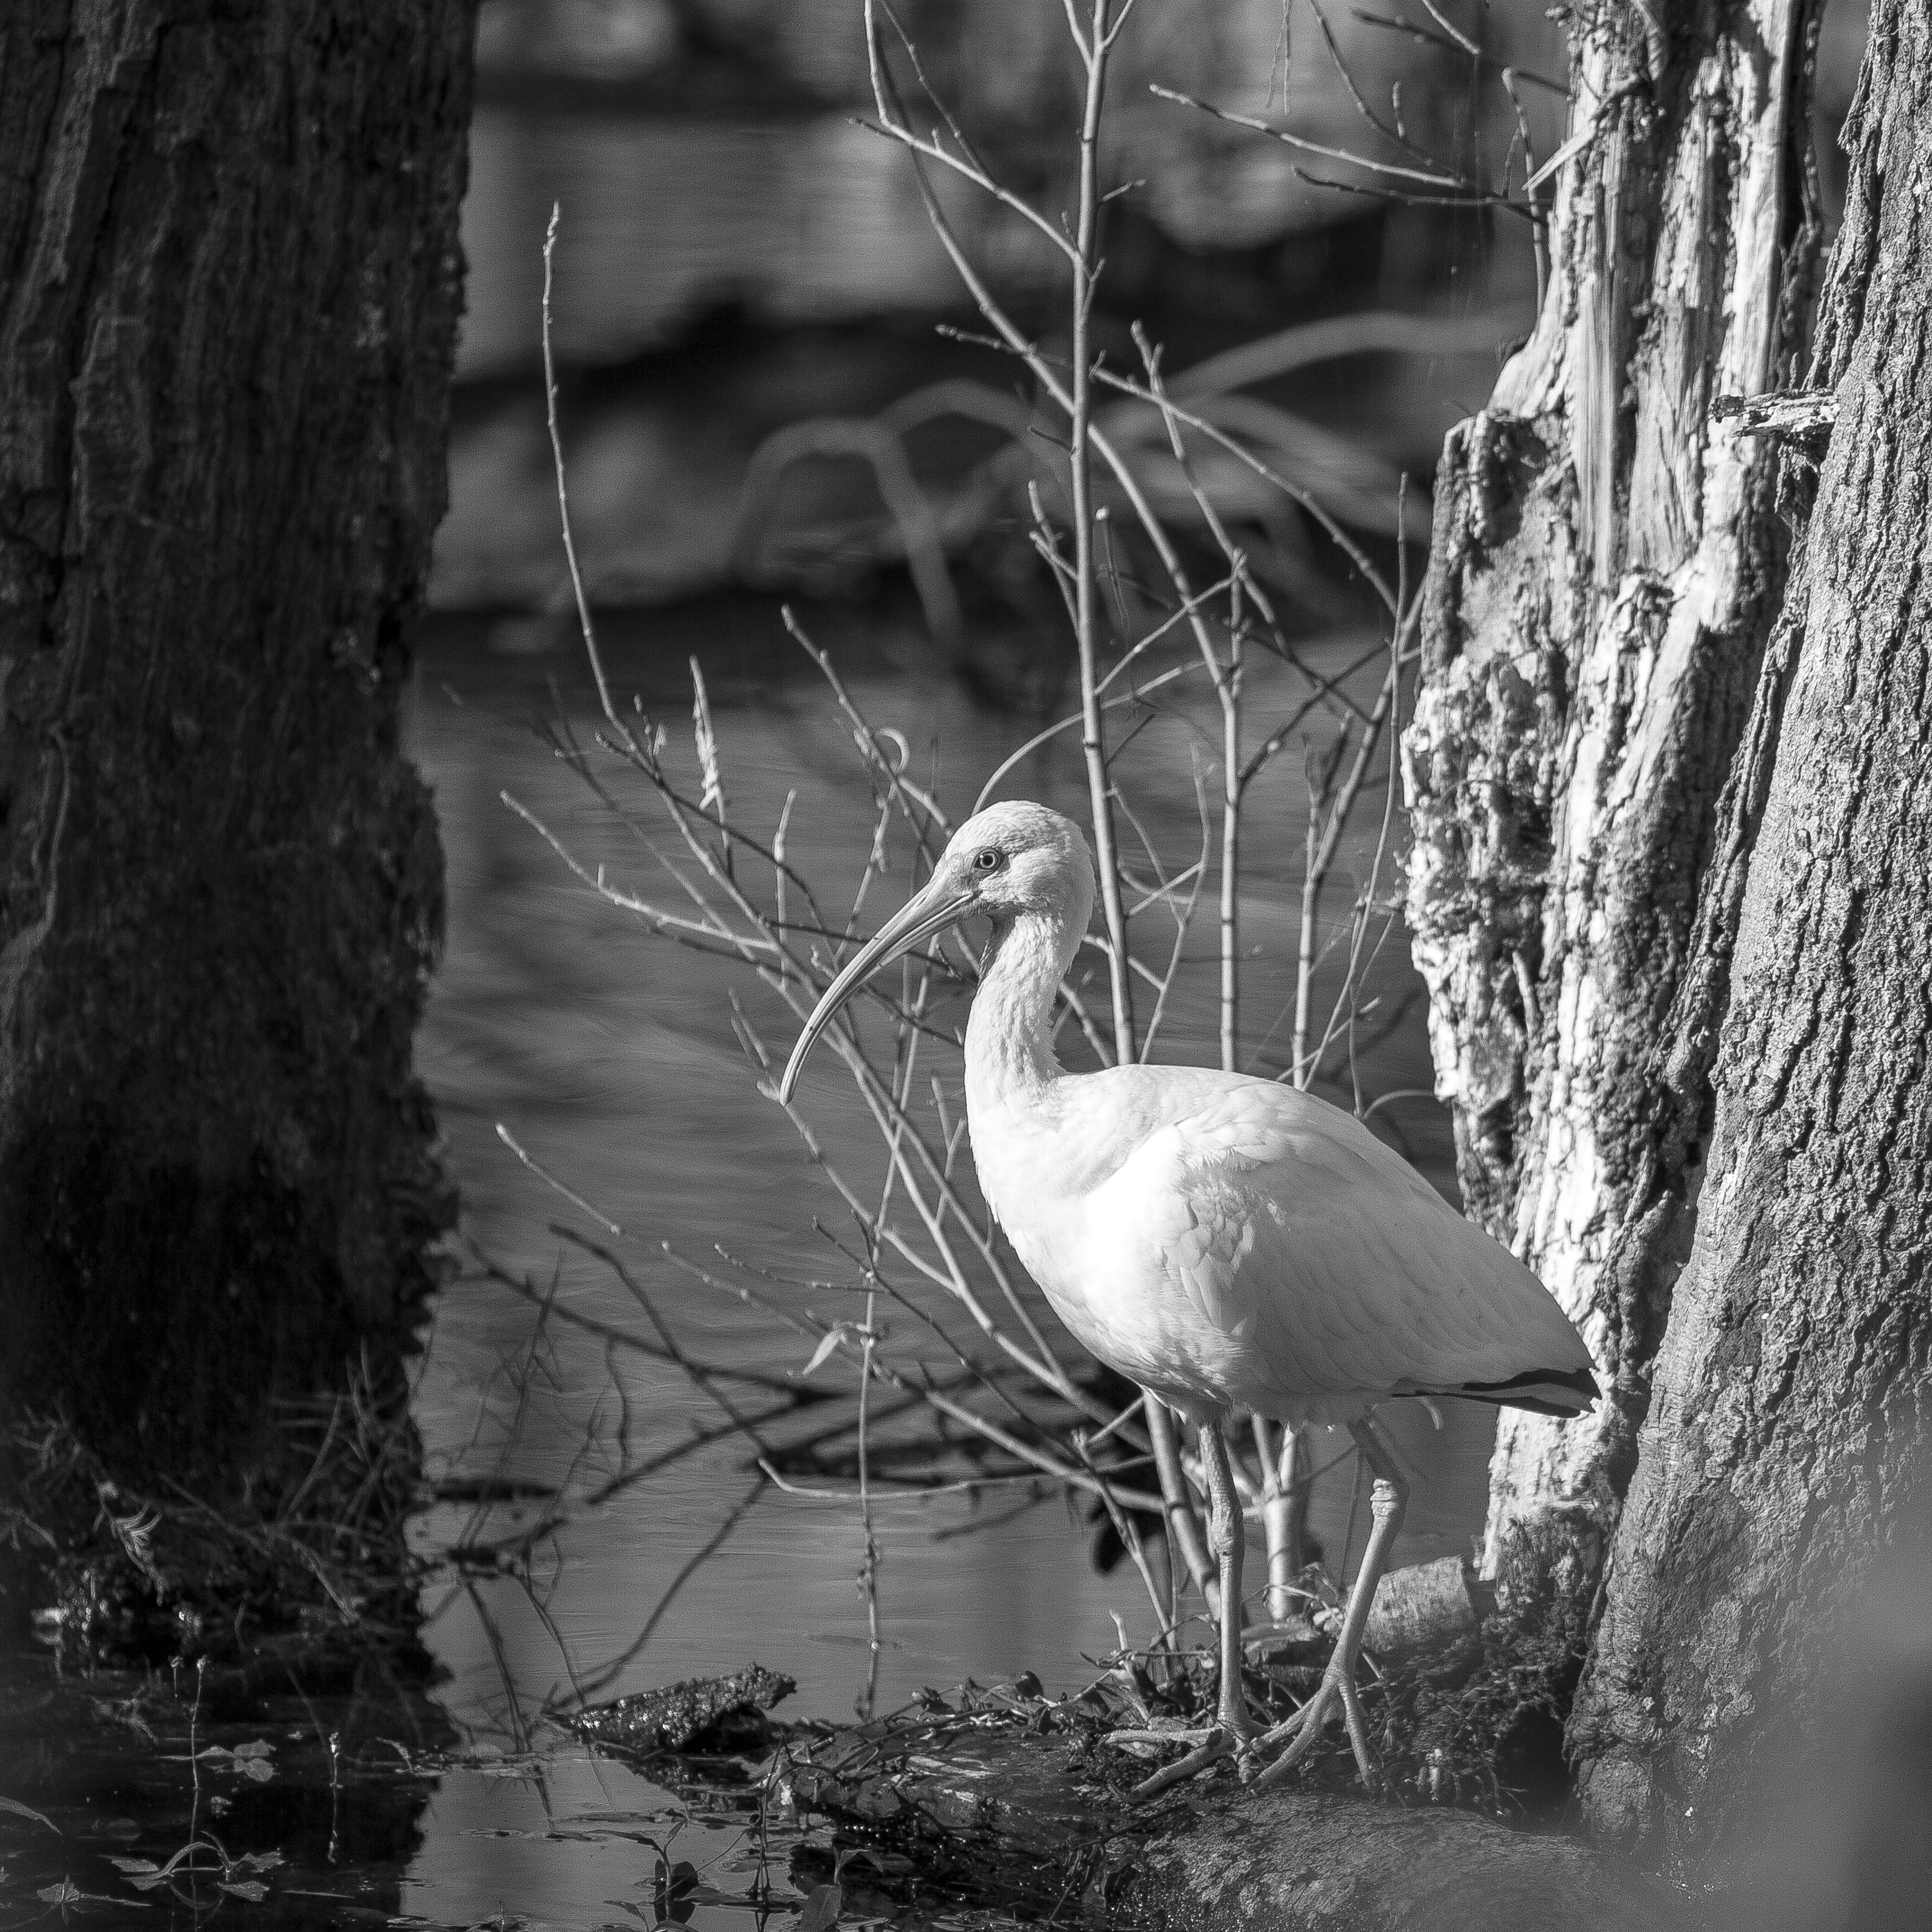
top-left (0, 2), bottom-right (472, 1556)
top-left (1572, 0), bottom-right (1932, 1858)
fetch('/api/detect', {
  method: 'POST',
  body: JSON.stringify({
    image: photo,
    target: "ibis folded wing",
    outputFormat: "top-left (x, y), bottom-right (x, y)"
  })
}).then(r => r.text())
top-left (1088, 1073), bottom-right (1597, 1421)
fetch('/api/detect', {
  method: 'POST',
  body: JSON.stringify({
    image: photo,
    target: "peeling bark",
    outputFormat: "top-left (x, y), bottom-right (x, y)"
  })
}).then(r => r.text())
top-left (1573, 0), bottom-right (1932, 1856)
top-left (1403, 0), bottom-right (1824, 1576)
top-left (0, 3), bottom-right (472, 1505)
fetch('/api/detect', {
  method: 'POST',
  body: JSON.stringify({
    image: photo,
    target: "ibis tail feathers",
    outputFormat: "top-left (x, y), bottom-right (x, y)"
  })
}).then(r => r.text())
top-left (1419, 1363), bottom-right (1600, 1418)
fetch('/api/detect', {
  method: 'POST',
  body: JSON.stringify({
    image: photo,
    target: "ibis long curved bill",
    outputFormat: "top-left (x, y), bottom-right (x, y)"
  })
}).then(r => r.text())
top-left (777, 874), bottom-right (978, 1103)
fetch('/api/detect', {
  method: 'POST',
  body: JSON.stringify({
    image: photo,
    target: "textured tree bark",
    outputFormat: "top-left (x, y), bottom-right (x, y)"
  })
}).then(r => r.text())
top-left (1124, 1789), bottom-right (1682, 1931)
top-left (0, 3), bottom-right (472, 1510)
top-left (1572, 0), bottom-right (1932, 1856)
top-left (1403, 0), bottom-right (1824, 1581)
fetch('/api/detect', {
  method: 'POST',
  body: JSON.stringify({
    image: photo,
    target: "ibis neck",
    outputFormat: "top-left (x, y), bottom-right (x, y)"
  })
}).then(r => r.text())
top-left (964, 910), bottom-right (1076, 1115)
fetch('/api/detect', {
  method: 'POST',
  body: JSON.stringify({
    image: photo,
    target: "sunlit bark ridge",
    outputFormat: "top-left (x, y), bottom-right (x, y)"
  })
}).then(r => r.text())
top-left (1404, 0), bottom-right (1823, 1578)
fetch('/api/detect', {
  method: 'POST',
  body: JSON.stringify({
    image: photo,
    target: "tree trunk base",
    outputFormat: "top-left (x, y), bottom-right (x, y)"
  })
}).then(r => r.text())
top-left (1, 1401), bottom-right (426, 1675)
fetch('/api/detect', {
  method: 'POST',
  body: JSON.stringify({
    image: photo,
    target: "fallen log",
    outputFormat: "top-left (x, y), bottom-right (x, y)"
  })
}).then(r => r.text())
top-left (781, 1704), bottom-right (1682, 1930)
top-left (1121, 1789), bottom-right (1681, 1931)
top-left (1360, 1554), bottom-right (1491, 1676)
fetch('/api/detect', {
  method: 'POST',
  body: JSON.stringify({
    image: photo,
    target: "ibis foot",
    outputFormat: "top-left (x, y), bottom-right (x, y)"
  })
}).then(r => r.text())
top-left (1215, 1657), bottom-right (1256, 1765)
top-left (1126, 1723), bottom-right (1251, 1802)
top-left (1251, 1666), bottom-right (1379, 1790)
top-left (1243, 1420), bottom-right (1407, 1793)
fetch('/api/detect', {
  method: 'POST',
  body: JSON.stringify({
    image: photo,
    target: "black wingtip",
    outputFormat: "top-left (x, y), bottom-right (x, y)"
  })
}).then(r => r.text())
top-left (1445, 1364), bottom-right (1600, 1417)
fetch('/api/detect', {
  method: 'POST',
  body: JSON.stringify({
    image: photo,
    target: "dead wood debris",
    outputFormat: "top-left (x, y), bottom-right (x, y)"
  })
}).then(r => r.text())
top-left (565, 1662), bottom-right (798, 1756)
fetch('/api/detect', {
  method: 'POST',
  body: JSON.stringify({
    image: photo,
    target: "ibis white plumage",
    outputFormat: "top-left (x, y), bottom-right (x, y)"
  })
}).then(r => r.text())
top-left (780, 800), bottom-right (1596, 1784)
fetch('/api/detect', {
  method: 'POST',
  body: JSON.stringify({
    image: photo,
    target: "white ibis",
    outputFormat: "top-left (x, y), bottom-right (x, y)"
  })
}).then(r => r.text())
top-left (779, 801), bottom-right (1596, 1784)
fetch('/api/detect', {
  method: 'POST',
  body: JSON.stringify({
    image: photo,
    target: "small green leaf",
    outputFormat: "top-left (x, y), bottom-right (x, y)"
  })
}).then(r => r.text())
top-left (220, 1879), bottom-right (270, 1902)
top-left (230, 1740), bottom-right (274, 1761)
top-left (236, 1757), bottom-right (275, 1783)
top-left (0, 1795), bottom-right (57, 1833)
top-left (108, 1858), bottom-right (161, 1876)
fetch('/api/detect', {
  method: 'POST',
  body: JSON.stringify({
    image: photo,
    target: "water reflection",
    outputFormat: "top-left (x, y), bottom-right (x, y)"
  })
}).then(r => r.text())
top-left (400, 1748), bottom-right (779, 1932)
top-left (0, 1644), bottom-right (836, 1932)
top-left (408, 596), bottom-right (1492, 1741)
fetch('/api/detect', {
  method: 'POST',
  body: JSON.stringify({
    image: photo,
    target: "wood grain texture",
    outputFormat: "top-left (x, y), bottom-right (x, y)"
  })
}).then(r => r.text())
top-left (786, 1714), bottom-right (1683, 1930)
top-left (0, 1), bottom-right (474, 1486)
top-left (1402, 0), bottom-right (1824, 1577)
top-left (1574, 0), bottom-right (1932, 1858)
top-left (1124, 1788), bottom-right (1682, 1931)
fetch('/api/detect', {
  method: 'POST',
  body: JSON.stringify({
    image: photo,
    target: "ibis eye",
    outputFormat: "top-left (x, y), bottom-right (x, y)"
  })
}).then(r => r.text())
top-left (971, 847), bottom-right (1003, 874)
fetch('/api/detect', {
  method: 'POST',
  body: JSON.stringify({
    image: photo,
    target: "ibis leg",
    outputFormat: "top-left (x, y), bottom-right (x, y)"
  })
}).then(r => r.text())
top-left (1254, 1415), bottom-right (1408, 1788)
top-left (1198, 1420), bottom-right (1251, 1743)
top-left (1149, 1396), bottom-right (1220, 1617)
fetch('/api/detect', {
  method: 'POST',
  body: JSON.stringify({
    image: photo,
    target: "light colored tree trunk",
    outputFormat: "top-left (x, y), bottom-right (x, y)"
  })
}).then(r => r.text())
top-left (1404, 0), bottom-right (1824, 1583)
top-left (1572, 0), bottom-right (1932, 1854)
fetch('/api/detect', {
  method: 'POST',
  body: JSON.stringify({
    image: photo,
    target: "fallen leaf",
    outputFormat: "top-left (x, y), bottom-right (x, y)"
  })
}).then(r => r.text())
top-left (36, 1878), bottom-right (149, 1910)
top-left (220, 1879), bottom-right (270, 1902)
top-left (108, 1858), bottom-right (161, 1876)
top-left (0, 1795), bottom-right (58, 1833)
top-left (796, 1881), bottom-right (842, 1932)
top-left (236, 1758), bottom-right (275, 1784)
top-left (231, 1740), bottom-right (274, 1761)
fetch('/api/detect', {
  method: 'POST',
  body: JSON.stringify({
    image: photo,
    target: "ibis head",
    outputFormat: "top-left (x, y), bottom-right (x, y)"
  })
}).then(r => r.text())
top-left (777, 802), bottom-right (1093, 1105)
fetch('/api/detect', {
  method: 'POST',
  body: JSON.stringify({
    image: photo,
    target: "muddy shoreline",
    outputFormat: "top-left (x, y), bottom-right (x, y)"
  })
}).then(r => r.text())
top-left (0, 1635), bottom-right (1689, 1931)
